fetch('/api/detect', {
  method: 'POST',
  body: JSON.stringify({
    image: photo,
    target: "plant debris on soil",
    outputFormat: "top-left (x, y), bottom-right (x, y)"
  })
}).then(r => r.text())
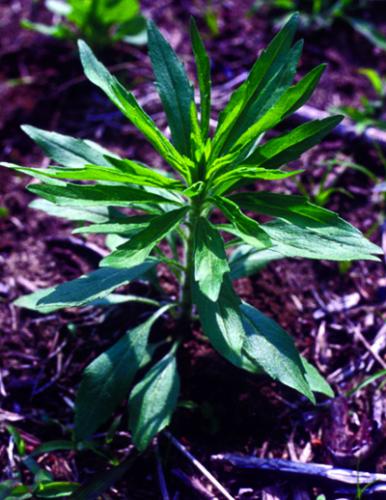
top-left (1, 1), bottom-right (386, 498)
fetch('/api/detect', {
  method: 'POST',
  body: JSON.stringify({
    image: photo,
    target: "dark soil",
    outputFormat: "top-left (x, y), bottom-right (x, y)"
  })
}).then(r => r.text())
top-left (1, 1), bottom-right (386, 498)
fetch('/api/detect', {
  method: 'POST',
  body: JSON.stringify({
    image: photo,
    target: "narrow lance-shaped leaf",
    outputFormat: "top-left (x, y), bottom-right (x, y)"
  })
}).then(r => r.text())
top-left (358, 68), bottom-right (384, 96)
top-left (102, 206), bottom-right (189, 268)
top-left (194, 217), bottom-right (229, 301)
top-left (261, 219), bottom-right (382, 261)
top-left (106, 156), bottom-right (184, 189)
top-left (75, 304), bottom-right (173, 440)
top-left (231, 191), bottom-right (353, 226)
top-left (34, 482), bottom-right (79, 498)
top-left (29, 199), bottom-right (118, 223)
top-left (193, 276), bottom-right (258, 373)
top-left (222, 219), bottom-right (382, 263)
top-left (189, 100), bottom-right (206, 163)
top-left (147, 21), bottom-right (194, 156)
top-left (73, 215), bottom-right (155, 235)
top-left (2, 162), bottom-right (184, 191)
top-left (230, 191), bottom-right (382, 260)
top-left (242, 116), bottom-right (343, 170)
top-left (21, 125), bottom-right (117, 167)
top-left (78, 40), bottom-right (189, 178)
top-left (15, 262), bottom-right (156, 312)
top-left (28, 182), bottom-right (181, 207)
top-left (190, 17), bottom-right (211, 140)
top-left (194, 274), bottom-right (335, 402)
top-left (213, 196), bottom-right (271, 250)
top-left (129, 349), bottom-right (180, 451)
top-left (210, 165), bottom-right (303, 195)
top-left (240, 303), bottom-right (315, 402)
top-left (301, 357), bottom-right (334, 398)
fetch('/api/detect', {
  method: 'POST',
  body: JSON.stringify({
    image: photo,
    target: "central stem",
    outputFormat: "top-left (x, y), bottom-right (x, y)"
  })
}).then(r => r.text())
top-left (179, 197), bottom-right (203, 324)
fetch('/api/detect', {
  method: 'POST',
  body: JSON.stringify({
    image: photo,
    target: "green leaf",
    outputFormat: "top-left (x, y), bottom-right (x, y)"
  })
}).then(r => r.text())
top-left (85, 293), bottom-right (160, 308)
top-left (194, 218), bottom-right (229, 301)
top-left (358, 68), bottom-right (384, 96)
top-left (103, 156), bottom-right (184, 189)
top-left (7, 425), bottom-right (26, 456)
top-left (93, 0), bottom-right (140, 25)
top-left (230, 191), bottom-right (358, 227)
top-left (28, 182), bottom-right (180, 207)
top-left (260, 218), bottom-right (382, 261)
top-left (8, 161), bottom-right (184, 191)
top-left (301, 357), bottom-right (334, 398)
top-left (129, 349), bottom-right (180, 451)
top-left (195, 275), bottom-right (328, 402)
top-left (78, 40), bottom-right (189, 177)
top-left (102, 206), bottom-right (189, 268)
top-left (240, 303), bottom-right (315, 402)
top-left (21, 125), bottom-right (115, 167)
top-left (242, 116), bottom-right (343, 170)
top-left (229, 245), bottom-right (282, 279)
top-left (116, 16), bottom-right (148, 46)
top-left (73, 216), bottom-right (154, 235)
top-left (31, 441), bottom-right (74, 456)
top-left (211, 165), bottom-right (303, 194)
top-left (190, 18), bottom-right (211, 139)
top-left (34, 482), bottom-right (79, 498)
top-left (211, 14), bottom-right (299, 157)
top-left (75, 305), bottom-right (172, 440)
top-left (346, 368), bottom-right (386, 398)
top-left (225, 190), bottom-right (382, 260)
top-left (193, 276), bottom-right (258, 373)
top-left (20, 19), bottom-right (73, 39)
top-left (15, 262), bottom-right (156, 312)
top-left (30, 199), bottom-right (119, 223)
top-left (148, 21), bottom-right (194, 156)
top-left (214, 196), bottom-right (271, 249)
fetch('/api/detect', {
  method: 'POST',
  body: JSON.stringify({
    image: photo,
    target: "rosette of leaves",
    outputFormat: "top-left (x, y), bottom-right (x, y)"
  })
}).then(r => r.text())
top-left (3, 15), bottom-right (382, 451)
top-left (21, 0), bottom-right (147, 48)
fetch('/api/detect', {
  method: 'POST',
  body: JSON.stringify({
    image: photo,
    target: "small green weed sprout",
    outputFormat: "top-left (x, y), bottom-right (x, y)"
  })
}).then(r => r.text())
top-left (21, 0), bottom-right (147, 49)
top-left (336, 68), bottom-right (386, 131)
top-left (3, 15), bottom-right (382, 451)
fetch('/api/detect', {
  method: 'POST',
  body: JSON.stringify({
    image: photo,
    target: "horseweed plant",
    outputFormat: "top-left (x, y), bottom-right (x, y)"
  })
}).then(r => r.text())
top-left (3, 15), bottom-right (382, 451)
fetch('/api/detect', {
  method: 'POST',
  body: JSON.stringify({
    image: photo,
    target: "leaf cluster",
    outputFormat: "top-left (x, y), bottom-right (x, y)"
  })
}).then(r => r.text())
top-left (21, 0), bottom-right (147, 48)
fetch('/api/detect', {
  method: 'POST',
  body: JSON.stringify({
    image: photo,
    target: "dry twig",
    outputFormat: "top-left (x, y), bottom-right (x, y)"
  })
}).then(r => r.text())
top-left (163, 431), bottom-right (235, 500)
top-left (212, 454), bottom-right (386, 496)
